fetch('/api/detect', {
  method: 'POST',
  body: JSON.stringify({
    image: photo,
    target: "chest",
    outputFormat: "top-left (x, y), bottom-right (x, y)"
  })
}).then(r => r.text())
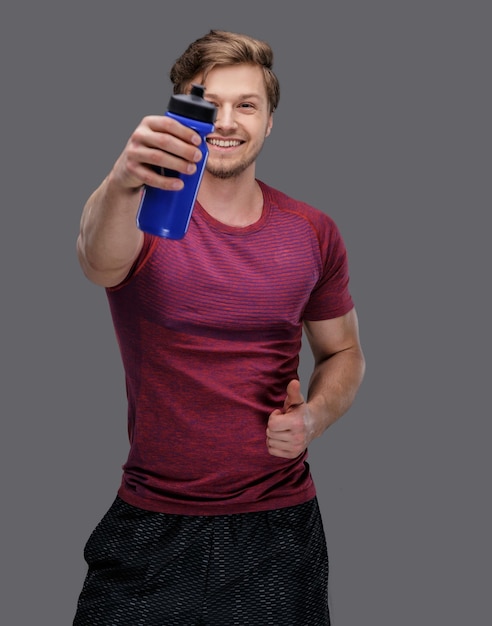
top-left (137, 227), bottom-right (321, 333)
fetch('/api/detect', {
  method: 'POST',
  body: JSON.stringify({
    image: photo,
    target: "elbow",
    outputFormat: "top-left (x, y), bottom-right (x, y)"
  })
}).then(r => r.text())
top-left (75, 234), bottom-right (119, 288)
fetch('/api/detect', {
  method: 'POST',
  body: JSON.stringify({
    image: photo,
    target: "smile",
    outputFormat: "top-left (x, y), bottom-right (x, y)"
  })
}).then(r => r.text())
top-left (207, 138), bottom-right (243, 148)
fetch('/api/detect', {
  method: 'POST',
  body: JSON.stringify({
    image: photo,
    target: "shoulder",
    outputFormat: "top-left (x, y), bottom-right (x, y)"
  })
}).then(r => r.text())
top-left (258, 180), bottom-right (342, 241)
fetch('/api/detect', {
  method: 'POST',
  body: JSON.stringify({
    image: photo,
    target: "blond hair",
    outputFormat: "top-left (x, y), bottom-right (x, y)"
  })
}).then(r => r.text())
top-left (169, 30), bottom-right (280, 112)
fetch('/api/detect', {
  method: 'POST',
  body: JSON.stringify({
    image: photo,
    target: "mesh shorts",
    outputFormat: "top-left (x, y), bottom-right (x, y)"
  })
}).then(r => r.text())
top-left (73, 496), bottom-right (330, 625)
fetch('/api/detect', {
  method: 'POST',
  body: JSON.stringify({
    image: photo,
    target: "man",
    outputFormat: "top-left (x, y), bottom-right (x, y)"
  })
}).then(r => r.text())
top-left (74, 29), bottom-right (365, 625)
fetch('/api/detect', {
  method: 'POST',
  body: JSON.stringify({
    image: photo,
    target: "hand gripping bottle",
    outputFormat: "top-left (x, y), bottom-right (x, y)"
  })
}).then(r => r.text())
top-left (136, 84), bottom-right (217, 239)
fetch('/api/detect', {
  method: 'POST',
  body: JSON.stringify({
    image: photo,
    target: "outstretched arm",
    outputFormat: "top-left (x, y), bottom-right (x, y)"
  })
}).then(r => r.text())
top-left (266, 308), bottom-right (366, 459)
top-left (77, 115), bottom-right (204, 287)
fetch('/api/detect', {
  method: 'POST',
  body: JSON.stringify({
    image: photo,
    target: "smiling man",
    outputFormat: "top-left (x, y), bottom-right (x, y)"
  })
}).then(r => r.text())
top-left (73, 30), bottom-right (365, 626)
top-left (201, 64), bottom-right (272, 181)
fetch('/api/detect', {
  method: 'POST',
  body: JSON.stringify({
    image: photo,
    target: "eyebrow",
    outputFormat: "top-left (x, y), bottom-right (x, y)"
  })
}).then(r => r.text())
top-left (205, 93), bottom-right (262, 101)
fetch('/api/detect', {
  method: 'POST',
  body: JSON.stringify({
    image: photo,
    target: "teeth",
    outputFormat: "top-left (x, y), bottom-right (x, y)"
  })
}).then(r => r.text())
top-left (208, 139), bottom-right (241, 147)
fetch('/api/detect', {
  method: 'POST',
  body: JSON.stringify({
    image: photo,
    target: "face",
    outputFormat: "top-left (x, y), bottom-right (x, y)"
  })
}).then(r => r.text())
top-left (197, 64), bottom-right (273, 180)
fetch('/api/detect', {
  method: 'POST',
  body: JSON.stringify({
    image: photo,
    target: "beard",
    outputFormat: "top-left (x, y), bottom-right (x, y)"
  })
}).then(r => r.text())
top-left (205, 156), bottom-right (255, 180)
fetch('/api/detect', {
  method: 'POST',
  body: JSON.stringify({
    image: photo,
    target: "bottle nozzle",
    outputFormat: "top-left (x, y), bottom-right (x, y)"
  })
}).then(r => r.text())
top-left (167, 84), bottom-right (217, 123)
top-left (190, 84), bottom-right (205, 98)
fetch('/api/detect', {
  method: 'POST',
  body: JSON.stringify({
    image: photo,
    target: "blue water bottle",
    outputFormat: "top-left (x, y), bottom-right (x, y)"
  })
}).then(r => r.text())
top-left (136, 84), bottom-right (217, 239)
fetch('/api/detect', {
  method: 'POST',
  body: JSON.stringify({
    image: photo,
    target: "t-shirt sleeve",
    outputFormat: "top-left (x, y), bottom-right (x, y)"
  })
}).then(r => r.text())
top-left (107, 233), bottom-right (158, 292)
top-left (302, 215), bottom-right (354, 321)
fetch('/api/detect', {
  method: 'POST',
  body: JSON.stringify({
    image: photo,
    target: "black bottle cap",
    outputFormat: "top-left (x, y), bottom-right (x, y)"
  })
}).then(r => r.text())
top-left (167, 84), bottom-right (217, 123)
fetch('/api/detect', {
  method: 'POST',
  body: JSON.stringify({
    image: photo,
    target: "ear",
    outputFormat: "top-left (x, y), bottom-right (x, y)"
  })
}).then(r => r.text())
top-left (265, 112), bottom-right (273, 137)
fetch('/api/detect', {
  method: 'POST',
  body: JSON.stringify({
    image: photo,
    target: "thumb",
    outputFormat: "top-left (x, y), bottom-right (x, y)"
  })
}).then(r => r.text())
top-left (283, 379), bottom-right (304, 412)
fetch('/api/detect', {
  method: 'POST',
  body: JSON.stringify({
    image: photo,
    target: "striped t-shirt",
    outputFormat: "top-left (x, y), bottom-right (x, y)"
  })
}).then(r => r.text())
top-left (107, 180), bottom-right (354, 515)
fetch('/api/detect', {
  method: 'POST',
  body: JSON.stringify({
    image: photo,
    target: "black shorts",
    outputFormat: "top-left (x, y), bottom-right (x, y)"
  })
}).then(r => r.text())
top-left (73, 496), bottom-right (330, 625)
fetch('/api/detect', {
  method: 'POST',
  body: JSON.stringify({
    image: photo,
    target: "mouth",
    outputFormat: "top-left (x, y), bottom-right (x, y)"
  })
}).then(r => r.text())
top-left (206, 138), bottom-right (244, 148)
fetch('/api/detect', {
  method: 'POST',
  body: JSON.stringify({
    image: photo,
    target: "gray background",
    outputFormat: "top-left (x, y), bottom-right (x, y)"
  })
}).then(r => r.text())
top-left (1, 1), bottom-right (490, 624)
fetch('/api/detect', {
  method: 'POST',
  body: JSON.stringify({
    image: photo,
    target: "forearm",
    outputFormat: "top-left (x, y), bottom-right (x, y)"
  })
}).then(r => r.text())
top-left (77, 171), bottom-right (144, 287)
top-left (306, 346), bottom-right (366, 437)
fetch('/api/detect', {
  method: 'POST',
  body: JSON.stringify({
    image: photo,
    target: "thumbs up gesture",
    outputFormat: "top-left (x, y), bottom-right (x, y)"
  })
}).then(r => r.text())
top-left (266, 380), bottom-right (315, 459)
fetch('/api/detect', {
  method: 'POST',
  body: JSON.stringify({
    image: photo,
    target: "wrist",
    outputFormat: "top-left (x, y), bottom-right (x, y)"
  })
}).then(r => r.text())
top-left (307, 396), bottom-right (333, 437)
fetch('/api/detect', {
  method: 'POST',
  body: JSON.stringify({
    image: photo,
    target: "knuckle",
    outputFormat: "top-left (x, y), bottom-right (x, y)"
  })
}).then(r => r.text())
top-left (158, 134), bottom-right (174, 152)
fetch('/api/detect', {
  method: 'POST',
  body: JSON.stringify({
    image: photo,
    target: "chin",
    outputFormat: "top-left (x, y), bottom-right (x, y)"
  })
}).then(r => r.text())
top-left (206, 159), bottom-right (254, 180)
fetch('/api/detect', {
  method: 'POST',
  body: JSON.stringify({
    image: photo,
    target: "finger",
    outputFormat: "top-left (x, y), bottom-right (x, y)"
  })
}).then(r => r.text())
top-left (266, 409), bottom-right (290, 433)
top-left (146, 115), bottom-right (203, 146)
top-left (131, 163), bottom-right (185, 191)
top-left (131, 116), bottom-right (203, 166)
top-left (284, 379), bottom-right (304, 411)
top-left (266, 425), bottom-right (290, 440)
top-left (137, 138), bottom-right (203, 174)
top-left (266, 438), bottom-right (304, 459)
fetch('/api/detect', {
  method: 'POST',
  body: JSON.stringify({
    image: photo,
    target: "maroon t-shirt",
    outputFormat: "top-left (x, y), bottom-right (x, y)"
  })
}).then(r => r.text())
top-left (107, 180), bottom-right (354, 515)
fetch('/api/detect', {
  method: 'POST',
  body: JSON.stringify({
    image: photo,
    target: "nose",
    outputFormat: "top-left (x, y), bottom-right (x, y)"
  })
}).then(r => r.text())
top-left (214, 105), bottom-right (237, 131)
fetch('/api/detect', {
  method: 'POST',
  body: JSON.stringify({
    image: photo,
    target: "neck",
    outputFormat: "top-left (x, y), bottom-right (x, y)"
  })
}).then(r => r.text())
top-left (197, 170), bottom-right (263, 227)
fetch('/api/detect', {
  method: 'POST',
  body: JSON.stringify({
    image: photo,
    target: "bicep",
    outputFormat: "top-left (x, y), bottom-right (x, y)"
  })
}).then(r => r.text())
top-left (303, 308), bottom-right (362, 364)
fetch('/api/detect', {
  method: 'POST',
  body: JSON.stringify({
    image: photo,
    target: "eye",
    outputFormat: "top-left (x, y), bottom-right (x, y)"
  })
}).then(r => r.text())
top-left (238, 102), bottom-right (256, 113)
